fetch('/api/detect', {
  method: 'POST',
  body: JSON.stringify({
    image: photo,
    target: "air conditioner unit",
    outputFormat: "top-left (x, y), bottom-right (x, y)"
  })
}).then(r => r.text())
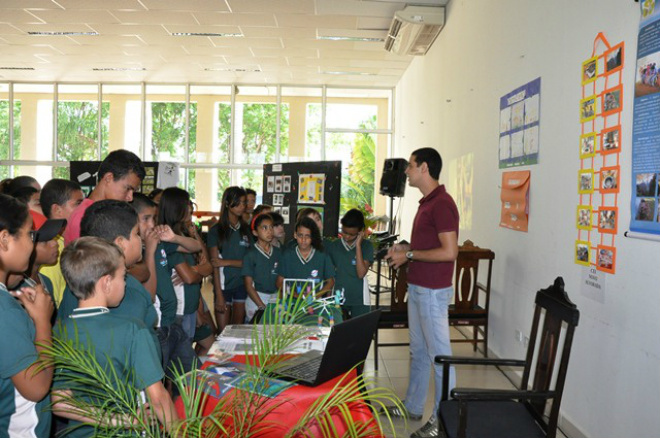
top-left (384, 6), bottom-right (445, 56)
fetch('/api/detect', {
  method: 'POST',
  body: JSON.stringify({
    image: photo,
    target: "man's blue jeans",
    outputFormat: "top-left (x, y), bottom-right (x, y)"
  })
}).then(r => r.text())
top-left (404, 283), bottom-right (456, 417)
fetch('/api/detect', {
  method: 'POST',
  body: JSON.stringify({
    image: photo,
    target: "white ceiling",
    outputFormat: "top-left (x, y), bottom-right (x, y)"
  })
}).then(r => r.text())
top-left (0, 0), bottom-right (448, 87)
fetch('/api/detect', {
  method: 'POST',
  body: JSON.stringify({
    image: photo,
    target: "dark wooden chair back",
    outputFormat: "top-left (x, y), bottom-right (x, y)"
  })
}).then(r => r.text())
top-left (389, 264), bottom-right (408, 312)
top-left (523, 277), bottom-right (580, 433)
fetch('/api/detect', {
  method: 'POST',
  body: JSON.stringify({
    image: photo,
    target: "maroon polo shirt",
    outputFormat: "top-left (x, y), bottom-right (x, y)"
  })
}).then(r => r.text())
top-left (408, 184), bottom-right (459, 289)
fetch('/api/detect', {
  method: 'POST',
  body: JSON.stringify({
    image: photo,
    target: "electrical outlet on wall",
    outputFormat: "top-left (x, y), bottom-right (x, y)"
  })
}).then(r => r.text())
top-left (515, 329), bottom-right (523, 342)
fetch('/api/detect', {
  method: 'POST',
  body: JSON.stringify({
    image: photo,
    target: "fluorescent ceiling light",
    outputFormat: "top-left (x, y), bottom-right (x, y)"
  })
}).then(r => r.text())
top-left (171, 32), bottom-right (243, 37)
top-left (28, 31), bottom-right (98, 36)
top-left (321, 71), bottom-right (376, 76)
top-left (204, 67), bottom-right (261, 72)
top-left (317, 36), bottom-right (384, 42)
top-left (0, 67), bottom-right (35, 70)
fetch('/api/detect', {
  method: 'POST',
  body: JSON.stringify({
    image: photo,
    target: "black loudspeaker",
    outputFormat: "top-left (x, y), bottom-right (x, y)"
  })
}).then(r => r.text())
top-left (379, 158), bottom-right (408, 197)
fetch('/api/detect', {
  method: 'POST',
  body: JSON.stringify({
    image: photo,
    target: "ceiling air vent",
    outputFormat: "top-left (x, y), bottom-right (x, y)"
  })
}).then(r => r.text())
top-left (384, 6), bottom-right (445, 56)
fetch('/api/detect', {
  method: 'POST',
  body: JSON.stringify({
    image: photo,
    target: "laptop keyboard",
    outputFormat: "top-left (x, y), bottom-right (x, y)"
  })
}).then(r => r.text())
top-left (281, 356), bottom-right (323, 381)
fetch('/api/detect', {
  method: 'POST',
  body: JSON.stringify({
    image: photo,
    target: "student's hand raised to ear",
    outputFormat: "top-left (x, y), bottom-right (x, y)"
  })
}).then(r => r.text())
top-left (143, 228), bottom-right (160, 253)
top-left (154, 225), bottom-right (176, 242)
top-left (13, 284), bottom-right (53, 325)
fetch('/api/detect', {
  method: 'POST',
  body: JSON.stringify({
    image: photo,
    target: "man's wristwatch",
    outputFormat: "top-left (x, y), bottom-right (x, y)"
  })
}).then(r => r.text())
top-left (406, 250), bottom-right (414, 261)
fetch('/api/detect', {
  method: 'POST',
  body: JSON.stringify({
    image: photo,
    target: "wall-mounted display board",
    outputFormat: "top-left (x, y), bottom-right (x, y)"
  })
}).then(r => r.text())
top-left (262, 161), bottom-right (342, 239)
top-left (70, 161), bottom-right (161, 196)
top-left (576, 32), bottom-right (623, 274)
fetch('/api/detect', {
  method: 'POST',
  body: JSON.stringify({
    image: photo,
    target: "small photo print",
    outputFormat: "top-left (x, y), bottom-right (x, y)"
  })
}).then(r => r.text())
top-left (598, 207), bottom-right (617, 234)
top-left (500, 106), bottom-right (512, 133)
top-left (578, 169), bottom-right (594, 194)
top-left (267, 176), bottom-right (275, 193)
top-left (576, 205), bottom-right (592, 230)
top-left (602, 85), bottom-right (622, 116)
top-left (635, 53), bottom-right (660, 97)
top-left (579, 132), bottom-right (596, 159)
top-left (605, 43), bottom-right (624, 74)
top-left (272, 194), bottom-right (283, 206)
top-left (575, 240), bottom-right (590, 266)
top-left (499, 135), bottom-right (511, 161)
top-left (281, 206), bottom-right (290, 224)
top-left (511, 101), bottom-right (524, 130)
top-left (600, 126), bottom-right (620, 155)
top-left (283, 175), bottom-right (291, 193)
top-left (635, 197), bottom-right (656, 221)
top-left (524, 94), bottom-right (540, 125)
top-left (636, 173), bottom-right (657, 197)
top-left (146, 167), bottom-right (155, 177)
top-left (600, 166), bottom-right (619, 193)
top-left (596, 245), bottom-right (616, 274)
top-left (580, 95), bottom-right (597, 122)
top-left (274, 176), bottom-right (283, 193)
top-left (582, 56), bottom-right (598, 84)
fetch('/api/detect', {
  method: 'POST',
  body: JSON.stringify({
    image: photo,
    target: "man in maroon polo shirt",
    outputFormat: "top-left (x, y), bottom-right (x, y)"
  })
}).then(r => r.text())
top-left (382, 148), bottom-right (459, 438)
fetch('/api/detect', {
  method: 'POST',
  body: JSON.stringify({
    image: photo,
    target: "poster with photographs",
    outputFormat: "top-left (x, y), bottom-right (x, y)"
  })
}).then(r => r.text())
top-left (267, 176), bottom-right (275, 193)
top-left (298, 173), bottom-right (326, 204)
top-left (632, 7), bottom-right (660, 235)
top-left (283, 175), bottom-right (291, 193)
top-left (498, 77), bottom-right (541, 168)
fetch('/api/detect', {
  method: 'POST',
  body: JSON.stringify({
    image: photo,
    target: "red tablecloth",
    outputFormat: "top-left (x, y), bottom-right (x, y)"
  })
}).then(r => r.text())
top-left (175, 356), bottom-right (383, 437)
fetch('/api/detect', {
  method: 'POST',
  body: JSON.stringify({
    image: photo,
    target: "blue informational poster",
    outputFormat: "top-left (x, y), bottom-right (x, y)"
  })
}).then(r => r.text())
top-left (631, 3), bottom-right (660, 234)
top-left (498, 77), bottom-right (541, 168)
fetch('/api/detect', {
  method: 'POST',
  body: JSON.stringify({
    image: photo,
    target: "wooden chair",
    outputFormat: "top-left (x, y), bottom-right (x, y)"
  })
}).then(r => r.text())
top-left (372, 264), bottom-right (409, 370)
top-left (449, 240), bottom-right (495, 355)
top-left (435, 277), bottom-right (580, 438)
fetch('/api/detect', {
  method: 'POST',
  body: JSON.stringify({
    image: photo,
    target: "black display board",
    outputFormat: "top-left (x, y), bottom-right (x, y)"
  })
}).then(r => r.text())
top-left (262, 161), bottom-right (342, 238)
top-left (70, 161), bottom-right (159, 196)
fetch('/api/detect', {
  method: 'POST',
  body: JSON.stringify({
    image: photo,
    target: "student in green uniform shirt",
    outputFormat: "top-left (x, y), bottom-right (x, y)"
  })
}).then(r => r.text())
top-left (284, 207), bottom-right (334, 252)
top-left (276, 217), bottom-right (335, 297)
top-left (242, 213), bottom-right (282, 321)
top-left (57, 201), bottom-right (159, 348)
top-left (131, 194), bottom-right (200, 379)
top-left (53, 237), bottom-right (178, 437)
top-left (328, 209), bottom-right (374, 318)
top-left (0, 195), bottom-right (54, 438)
top-left (158, 188), bottom-right (213, 340)
top-left (209, 186), bottom-right (252, 329)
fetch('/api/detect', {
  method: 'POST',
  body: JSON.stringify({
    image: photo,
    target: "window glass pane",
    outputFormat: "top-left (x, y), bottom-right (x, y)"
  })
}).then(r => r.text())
top-left (282, 86), bottom-right (321, 162)
top-left (0, 85), bottom-right (20, 163)
top-left (145, 85), bottom-right (189, 163)
top-left (325, 131), bottom-right (378, 216)
top-left (57, 84), bottom-right (108, 163)
top-left (102, 84), bottom-right (142, 157)
top-left (235, 168), bottom-right (264, 203)
top-left (190, 85), bottom-right (231, 164)
top-left (326, 88), bottom-right (391, 130)
top-left (14, 84), bottom-right (54, 161)
top-left (234, 86), bottom-right (279, 165)
top-left (185, 167), bottom-right (229, 212)
top-left (13, 165), bottom-right (54, 186)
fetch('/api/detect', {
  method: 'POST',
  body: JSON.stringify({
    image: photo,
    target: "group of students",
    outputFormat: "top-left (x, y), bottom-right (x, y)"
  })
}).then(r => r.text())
top-left (0, 149), bottom-right (375, 437)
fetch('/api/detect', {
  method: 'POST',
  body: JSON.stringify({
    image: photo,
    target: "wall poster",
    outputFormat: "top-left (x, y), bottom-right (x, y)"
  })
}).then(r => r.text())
top-left (498, 77), bottom-right (541, 168)
top-left (631, 3), bottom-right (660, 235)
top-left (576, 32), bottom-right (623, 274)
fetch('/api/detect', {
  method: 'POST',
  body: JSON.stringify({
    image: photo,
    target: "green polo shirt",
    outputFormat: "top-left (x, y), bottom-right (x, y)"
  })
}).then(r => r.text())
top-left (53, 308), bottom-right (164, 438)
top-left (0, 284), bottom-right (51, 438)
top-left (241, 244), bottom-right (282, 294)
top-left (276, 246), bottom-right (335, 291)
top-left (58, 274), bottom-right (158, 334)
top-left (162, 242), bottom-right (200, 315)
top-left (327, 239), bottom-right (374, 305)
top-left (207, 224), bottom-right (251, 290)
top-left (154, 242), bottom-right (177, 327)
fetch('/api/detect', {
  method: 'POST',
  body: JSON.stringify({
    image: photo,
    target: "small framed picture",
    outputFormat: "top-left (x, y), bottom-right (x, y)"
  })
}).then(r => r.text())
top-left (636, 173), bottom-right (657, 197)
top-left (576, 205), bottom-right (592, 231)
top-left (600, 125), bottom-right (621, 155)
top-left (598, 206), bottom-right (618, 234)
top-left (596, 245), bottom-right (616, 274)
top-left (601, 85), bottom-right (623, 116)
top-left (578, 169), bottom-right (594, 194)
top-left (582, 56), bottom-right (598, 84)
top-left (604, 42), bottom-right (624, 74)
top-left (600, 166), bottom-right (620, 193)
top-left (635, 197), bottom-right (656, 221)
top-left (579, 132), bottom-right (597, 159)
top-left (580, 95), bottom-right (597, 122)
top-left (575, 240), bottom-right (591, 266)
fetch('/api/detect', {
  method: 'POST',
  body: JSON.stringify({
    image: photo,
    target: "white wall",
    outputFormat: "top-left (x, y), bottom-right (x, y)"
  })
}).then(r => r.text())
top-left (392, 1), bottom-right (656, 437)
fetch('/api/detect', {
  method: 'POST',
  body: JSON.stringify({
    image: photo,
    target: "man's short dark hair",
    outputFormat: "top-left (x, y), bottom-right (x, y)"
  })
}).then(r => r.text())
top-left (269, 211), bottom-right (284, 227)
top-left (245, 188), bottom-right (257, 197)
top-left (61, 236), bottom-right (124, 301)
top-left (412, 147), bottom-right (442, 180)
top-left (130, 192), bottom-right (157, 214)
top-left (81, 200), bottom-right (138, 242)
top-left (97, 150), bottom-right (146, 183)
top-left (341, 209), bottom-right (366, 230)
top-left (40, 179), bottom-right (82, 219)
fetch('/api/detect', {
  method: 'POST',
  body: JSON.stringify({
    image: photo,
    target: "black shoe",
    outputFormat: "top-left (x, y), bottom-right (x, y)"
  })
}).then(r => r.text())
top-left (379, 405), bottom-right (423, 421)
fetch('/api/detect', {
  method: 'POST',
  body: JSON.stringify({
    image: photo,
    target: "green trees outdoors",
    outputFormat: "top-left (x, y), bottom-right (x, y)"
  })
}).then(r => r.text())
top-left (0, 101), bottom-right (20, 180)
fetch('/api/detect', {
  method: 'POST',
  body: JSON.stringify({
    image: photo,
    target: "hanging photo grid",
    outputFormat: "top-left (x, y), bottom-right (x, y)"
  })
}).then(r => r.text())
top-left (576, 34), bottom-right (623, 274)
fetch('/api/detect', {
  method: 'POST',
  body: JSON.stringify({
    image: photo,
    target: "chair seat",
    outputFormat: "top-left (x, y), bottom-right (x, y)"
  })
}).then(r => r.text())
top-left (378, 309), bottom-right (408, 328)
top-left (448, 304), bottom-right (487, 320)
top-left (439, 400), bottom-right (545, 438)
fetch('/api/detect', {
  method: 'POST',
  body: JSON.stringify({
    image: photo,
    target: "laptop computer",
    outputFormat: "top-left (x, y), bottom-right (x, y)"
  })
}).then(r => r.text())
top-left (272, 309), bottom-right (382, 386)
